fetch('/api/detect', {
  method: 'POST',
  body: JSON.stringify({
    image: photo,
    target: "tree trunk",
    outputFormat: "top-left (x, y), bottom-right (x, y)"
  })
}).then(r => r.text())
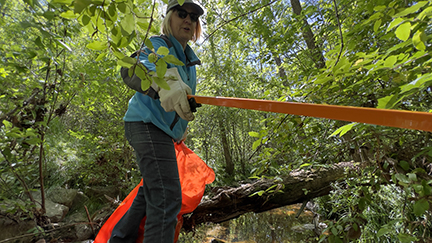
top-left (218, 118), bottom-right (234, 176)
top-left (274, 56), bottom-right (286, 77)
top-left (183, 161), bottom-right (359, 229)
top-left (290, 0), bottom-right (325, 69)
top-left (24, 161), bottom-right (360, 241)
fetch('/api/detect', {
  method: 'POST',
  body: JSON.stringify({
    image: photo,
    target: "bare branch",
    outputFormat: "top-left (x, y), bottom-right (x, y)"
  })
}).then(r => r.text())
top-left (203, 0), bottom-right (278, 43)
top-left (332, 0), bottom-right (344, 68)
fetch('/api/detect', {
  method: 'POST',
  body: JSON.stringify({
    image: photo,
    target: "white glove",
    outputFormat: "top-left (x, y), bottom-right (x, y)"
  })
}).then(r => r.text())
top-left (157, 68), bottom-right (194, 121)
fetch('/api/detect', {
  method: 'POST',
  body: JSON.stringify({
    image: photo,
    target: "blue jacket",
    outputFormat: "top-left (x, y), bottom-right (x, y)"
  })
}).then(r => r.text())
top-left (123, 35), bottom-right (201, 141)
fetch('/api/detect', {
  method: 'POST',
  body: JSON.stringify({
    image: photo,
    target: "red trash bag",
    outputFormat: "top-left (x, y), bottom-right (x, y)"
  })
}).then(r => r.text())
top-left (94, 141), bottom-right (215, 243)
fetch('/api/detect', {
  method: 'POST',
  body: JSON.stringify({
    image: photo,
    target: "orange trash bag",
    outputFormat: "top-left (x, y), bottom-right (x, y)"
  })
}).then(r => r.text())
top-left (94, 141), bottom-right (215, 243)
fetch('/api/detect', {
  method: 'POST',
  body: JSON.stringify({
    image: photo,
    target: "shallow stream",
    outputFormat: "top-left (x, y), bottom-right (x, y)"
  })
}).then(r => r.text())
top-left (178, 204), bottom-right (318, 243)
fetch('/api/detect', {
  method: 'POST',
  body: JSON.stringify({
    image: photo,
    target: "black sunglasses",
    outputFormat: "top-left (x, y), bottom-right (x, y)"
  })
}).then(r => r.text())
top-left (175, 8), bottom-right (199, 22)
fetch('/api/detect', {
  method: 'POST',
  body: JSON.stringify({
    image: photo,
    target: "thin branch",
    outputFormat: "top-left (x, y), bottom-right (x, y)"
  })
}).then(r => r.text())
top-left (135, 0), bottom-right (157, 67)
top-left (203, 0), bottom-right (279, 43)
top-left (142, 0), bottom-right (157, 49)
top-left (332, 0), bottom-right (344, 68)
top-left (85, 205), bottom-right (96, 235)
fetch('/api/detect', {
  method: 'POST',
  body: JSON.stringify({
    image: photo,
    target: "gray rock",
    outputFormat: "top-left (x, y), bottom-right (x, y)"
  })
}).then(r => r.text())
top-left (65, 211), bottom-right (94, 241)
top-left (31, 190), bottom-right (69, 223)
top-left (47, 187), bottom-right (89, 213)
top-left (47, 187), bottom-right (79, 208)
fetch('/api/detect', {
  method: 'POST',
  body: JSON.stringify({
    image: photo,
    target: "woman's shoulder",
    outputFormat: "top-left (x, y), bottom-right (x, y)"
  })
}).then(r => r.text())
top-left (149, 35), bottom-right (172, 49)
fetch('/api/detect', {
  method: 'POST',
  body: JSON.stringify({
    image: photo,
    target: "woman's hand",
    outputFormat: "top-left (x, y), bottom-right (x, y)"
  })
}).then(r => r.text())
top-left (158, 68), bottom-right (195, 121)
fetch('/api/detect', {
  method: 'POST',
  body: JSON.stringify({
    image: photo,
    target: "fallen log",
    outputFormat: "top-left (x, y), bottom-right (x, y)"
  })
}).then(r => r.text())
top-left (183, 161), bottom-right (359, 229)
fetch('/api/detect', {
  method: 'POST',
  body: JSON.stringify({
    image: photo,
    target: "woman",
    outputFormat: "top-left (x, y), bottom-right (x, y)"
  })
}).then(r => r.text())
top-left (109, 0), bottom-right (204, 242)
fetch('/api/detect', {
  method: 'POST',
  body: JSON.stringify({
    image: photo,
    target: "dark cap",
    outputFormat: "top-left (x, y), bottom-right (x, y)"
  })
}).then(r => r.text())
top-left (166, 0), bottom-right (205, 16)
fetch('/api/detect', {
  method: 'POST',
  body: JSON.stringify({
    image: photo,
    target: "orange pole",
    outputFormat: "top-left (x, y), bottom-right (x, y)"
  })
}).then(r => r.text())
top-left (189, 95), bottom-right (432, 132)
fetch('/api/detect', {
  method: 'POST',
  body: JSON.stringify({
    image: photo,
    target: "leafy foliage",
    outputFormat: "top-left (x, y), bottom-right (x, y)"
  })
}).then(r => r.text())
top-left (0, 0), bottom-right (431, 242)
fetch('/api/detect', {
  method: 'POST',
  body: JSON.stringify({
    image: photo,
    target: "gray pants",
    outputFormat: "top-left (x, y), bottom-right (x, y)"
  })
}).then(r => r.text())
top-left (110, 122), bottom-right (182, 243)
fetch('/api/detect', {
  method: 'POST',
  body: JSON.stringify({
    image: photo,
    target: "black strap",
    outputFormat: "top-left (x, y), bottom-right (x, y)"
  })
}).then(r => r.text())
top-left (170, 113), bottom-right (180, 130)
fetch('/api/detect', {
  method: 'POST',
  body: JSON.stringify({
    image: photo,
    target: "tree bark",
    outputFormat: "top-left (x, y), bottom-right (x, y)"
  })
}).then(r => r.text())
top-left (290, 0), bottom-right (325, 69)
top-left (183, 161), bottom-right (359, 229)
top-left (218, 118), bottom-right (234, 176)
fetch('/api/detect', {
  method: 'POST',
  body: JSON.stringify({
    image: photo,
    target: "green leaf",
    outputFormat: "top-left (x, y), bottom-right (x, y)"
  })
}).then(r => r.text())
top-left (112, 50), bottom-right (124, 59)
top-left (177, 0), bottom-right (185, 6)
top-left (252, 139), bottom-right (261, 150)
top-left (86, 40), bottom-right (108, 51)
top-left (395, 173), bottom-right (410, 184)
top-left (330, 227), bottom-right (338, 237)
top-left (397, 233), bottom-right (418, 242)
top-left (373, 19), bottom-right (382, 33)
top-left (60, 10), bottom-right (77, 19)
top-left (377, 227), bottom-right (392, 237)
top-left (399, 160), bottom-right (410, 171)
top-left (387, 18), bottom-right (404, 32)
top-left (413, 198), bottom-right (429, 216)
top-left (26, 137), bottom-right (42, 145)
top-left (145, 39), bottom-right (154, 50)
top-left (329, 122), bottom-right (357, 137)
top-left (153, 76), bottom-right (170, 90)
top-left (117, 2), bottom-right (127, 13)
top-left (95, 52), bottom-right (107, 62)
top-left (407, 173), bottom-right (417, 182)
top-left (401, 73), bottom-right (432, 93)
top-left (156, 46), bottom-right (169, 56)
top-left (134, 65), bottom-right (150, 90)
top-left (412, 30), bottom-right (426, 50)
top-left (313, 75), bottom-right (333, 84)
top-left (3, 120), bottom-right (12, 129)
top-left (74, 0), bottom-right (92, 14)
top-left (373, 5), bottom-right (387, 11)
top-left (377, 94), bottom-right (402, 109)
top-left (117, 56), bottom-right (136, 68)
top-left (418, 6), bottom-right (432, 20)
top-left (163, 55), bottom-right (184, 66)
top-left (248, 131), bottom-right (260, 137)
top-left (413, 184), bottom-right (424, 194)
top-left (137, 20), bottom-right (150, 31)
top-left (82, 14), bottom-right (91, 25)
top-left (250, 190), bottom-right (265, 197)
top-left (35, 37), bottom-right (44, 48)
top-left (383, 55), bottom-right (397, 68)
top-left (395, 22), bottom-right (411, 41)
top-left (358, 197), bottom-right (368, 211)
top-left (121, 14), bottom-right (135, 34)
top-left (52, 0), bottom-right (73, 4)
top-left (141, 79), bottom-right (151, 92)
top-left (422, 180), bottom-right (432, 195)
top-left (43, 11), bottom-right (56, 20)
top-left (156, 59), bottom-right (168, 78)
top-left (148, 53), bottom-right (158, 63)
top-left (23, 0), bottom-right (35, 7)
top-left (393, 1), bottom-right (429, 18)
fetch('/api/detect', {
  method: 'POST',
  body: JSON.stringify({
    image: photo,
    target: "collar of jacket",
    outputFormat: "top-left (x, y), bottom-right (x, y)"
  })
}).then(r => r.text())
top-left (167, 35), bottom-right (202, 67)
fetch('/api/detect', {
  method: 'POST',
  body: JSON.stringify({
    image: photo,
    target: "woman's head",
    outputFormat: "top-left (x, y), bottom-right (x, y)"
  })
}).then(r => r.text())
top-left (162, 0), bottom-right (204, 47)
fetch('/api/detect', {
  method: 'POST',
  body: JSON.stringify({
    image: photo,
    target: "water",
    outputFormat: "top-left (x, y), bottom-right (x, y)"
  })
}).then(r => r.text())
top-left (178, 204), bottom-right (318, 243)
